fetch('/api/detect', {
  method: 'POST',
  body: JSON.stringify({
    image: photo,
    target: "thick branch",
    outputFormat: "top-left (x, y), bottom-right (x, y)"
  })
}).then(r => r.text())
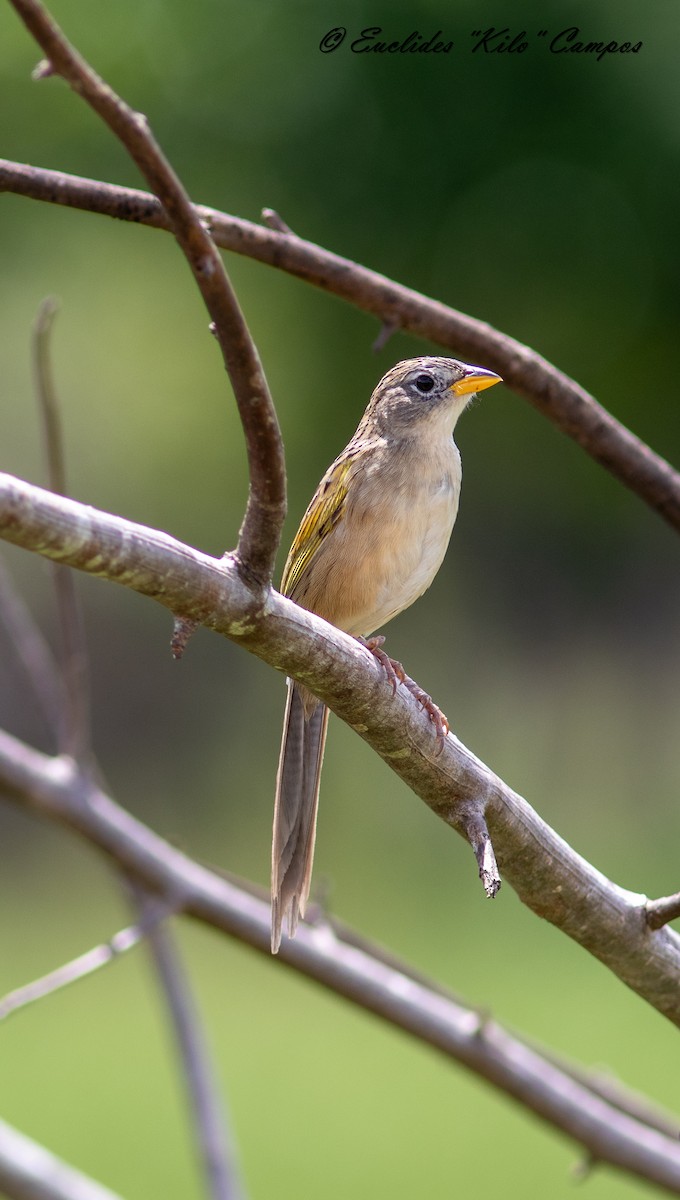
top-left (4, 14), bottom-right (285, 585)
top-left (0, 1118), bottom-right (123, 1200)
top-left (0, 472), bottom-right (678, 1026)
top-left (0, 736), bottom-right (679, 1193)
top-left (2, 160), bottom-right (679, 533)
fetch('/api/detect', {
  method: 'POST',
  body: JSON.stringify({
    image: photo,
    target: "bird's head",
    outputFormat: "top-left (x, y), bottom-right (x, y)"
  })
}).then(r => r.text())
top-left (367, 356), bottom-right (502, 436)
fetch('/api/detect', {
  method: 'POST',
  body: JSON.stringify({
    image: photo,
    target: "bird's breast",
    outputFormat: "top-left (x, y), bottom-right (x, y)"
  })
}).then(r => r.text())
top-left (299, 439), bottom-right (462, 637)
top-left (357, 467), bottom-right (459, 633)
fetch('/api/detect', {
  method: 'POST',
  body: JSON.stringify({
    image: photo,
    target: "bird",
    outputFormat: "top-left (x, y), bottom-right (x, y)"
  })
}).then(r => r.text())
top-left (271, 355), bottom-right (502, 952)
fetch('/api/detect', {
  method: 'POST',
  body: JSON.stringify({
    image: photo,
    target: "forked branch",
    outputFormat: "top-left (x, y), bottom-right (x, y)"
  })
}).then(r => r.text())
top-left (2, 160), bottom-right (679, 534)
top-left (2, 6), bottom-right (680, 1195)
top-left (6, 1), bottom-right (286, 588)
top-left (1, 473), bottom-right (679, 1030)
top-left (0, 730), bottom-right (679, 1194)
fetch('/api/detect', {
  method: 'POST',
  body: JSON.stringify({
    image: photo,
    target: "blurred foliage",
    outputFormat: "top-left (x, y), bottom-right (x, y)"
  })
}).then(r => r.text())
top-left (0, 0), bottom-right (679, 1197)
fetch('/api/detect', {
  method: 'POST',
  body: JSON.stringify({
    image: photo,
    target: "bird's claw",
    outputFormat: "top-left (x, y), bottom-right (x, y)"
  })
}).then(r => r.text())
top-left (400, 678), bottom-right (449, 754)
top-left (359, 635), bottom-right (405, 695)
top-left (359, 636), bottom-right (449, 751)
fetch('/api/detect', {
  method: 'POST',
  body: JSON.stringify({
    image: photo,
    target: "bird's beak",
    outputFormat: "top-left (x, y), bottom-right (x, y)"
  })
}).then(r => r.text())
top-left (451, 367), bottom-right (503, 397)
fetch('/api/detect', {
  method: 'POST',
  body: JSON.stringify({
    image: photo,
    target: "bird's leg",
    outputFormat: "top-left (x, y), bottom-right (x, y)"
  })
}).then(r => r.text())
top-left (358, 635), bottom-right (405, 695)
top-left (358, 636), bottom-right (449, 753)
top-left (399, 674), bottom-right (449, 753)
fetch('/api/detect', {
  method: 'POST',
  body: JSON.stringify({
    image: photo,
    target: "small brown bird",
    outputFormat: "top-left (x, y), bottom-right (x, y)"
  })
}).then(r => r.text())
top-left (271, 356), bottom-right (502, 951)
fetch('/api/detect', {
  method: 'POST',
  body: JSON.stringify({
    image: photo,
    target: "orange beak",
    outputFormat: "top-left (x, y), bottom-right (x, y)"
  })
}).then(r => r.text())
top-left (451, 367), bottom-right (503, 397)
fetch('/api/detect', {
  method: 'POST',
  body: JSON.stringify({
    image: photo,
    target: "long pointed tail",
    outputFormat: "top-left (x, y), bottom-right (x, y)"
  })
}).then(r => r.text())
top-left (271, 679), bottom-right (329, 953)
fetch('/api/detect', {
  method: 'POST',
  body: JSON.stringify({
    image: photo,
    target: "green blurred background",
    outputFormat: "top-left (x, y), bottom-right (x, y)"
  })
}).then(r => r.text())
top-left (1, 0), bottom-right (679, 1195)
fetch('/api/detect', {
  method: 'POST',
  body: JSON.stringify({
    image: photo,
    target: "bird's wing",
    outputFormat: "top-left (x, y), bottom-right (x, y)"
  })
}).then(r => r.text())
top-left (281, 455), bottom-right (353, 598)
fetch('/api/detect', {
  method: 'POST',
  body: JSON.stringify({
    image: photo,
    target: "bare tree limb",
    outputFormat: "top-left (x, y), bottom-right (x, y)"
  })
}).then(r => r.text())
top-left (0, 1118), bottom-right (123, 1200)
top-left (5, 8), bottom-right (285, 588)
top-left (2, 160), bottom-right (678, 534)
top-left (2, 10), bottom-right (679, 1193)
top-left (260, 207), bottom-right (292, 234)
top-left (130, 885), bottom-right (246, 1200)
top-left (0, 474), bottom-right (678, 1029)
top-left (0, 730), bottom-right (679, 1192)
top-left (32, 298), bottom-right (67, 497)
top-left (0, 895), bottom-right (177, 1020)
top-left (647, 892), bottom-right (680, 931)
top-left (32, 296), bottom-right (92, 760)
top-left (0, 554), bottom-right (67, 746)
top-left (31, 278), bottom-right (247, 1196)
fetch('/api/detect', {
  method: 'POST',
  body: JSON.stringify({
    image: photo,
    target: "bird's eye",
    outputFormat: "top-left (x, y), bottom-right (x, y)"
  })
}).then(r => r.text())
top-left (414, 373), bottom-right (435, 394)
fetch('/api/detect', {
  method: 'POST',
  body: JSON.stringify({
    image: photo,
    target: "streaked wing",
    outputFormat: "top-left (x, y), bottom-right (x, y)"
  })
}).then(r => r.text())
top-left (281, 456), bottom-right (352, 598)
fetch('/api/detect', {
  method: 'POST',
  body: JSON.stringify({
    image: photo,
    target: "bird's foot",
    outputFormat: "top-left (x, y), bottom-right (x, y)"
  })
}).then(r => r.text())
top-left (358, 635), bottom-right (405, 695)
top-left (359, 637), bottom-right (449, 753)
top-left (400, 675), bottom-right (449, 754)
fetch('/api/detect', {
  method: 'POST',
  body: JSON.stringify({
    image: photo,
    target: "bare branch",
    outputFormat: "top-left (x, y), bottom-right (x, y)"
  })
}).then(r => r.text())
top-left (0, 554), bottom-right (67, 744)
top-left (0, 478), bottom-right (678, 1028)
top-left (32, 297), bottom-right (66, 495)
top-left (460, 804), bottom-right (501, 899)
top-left (5, 9), bottom-right (285, 586)
top-left (0, 733), bottom-right (679, 1192)
top-left (260, 207), bottom-right (292, 234)
top-left (647, 891), bottom-right (680, 931)
top-left (131, 884), bottom-right (246, 1200)
top-left (0, 1118), bottom-right (123, 1200)
top-left (372, 319), bottom-right (398, 353)
top-left (3, 10), bottom-right (677, 1196)
top-left (171, 616), bottom-right (199, 660)
top-left (32, 297), bottom-right (92, 759)
top-left (0, 894), bottom-right (177, 1020)
top-left (2, 160), bottom-right (678, 534)
top-left (218, 868), bottom-right (680, 1144)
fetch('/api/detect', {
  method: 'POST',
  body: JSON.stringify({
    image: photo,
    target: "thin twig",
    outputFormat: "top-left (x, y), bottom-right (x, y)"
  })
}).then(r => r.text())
top-left (33, 297), bottom-right (66, 494)
top-left (646, 892), bottom-right (680, 931)
top-left (130, 883), bottom-right (246, 1200)
top-left (0, 734), bottom-right (679, 1193)
top-left (32, 296), bottom-right (92, 760)
top-left (0, 554), bottom-right (67, 745)
top-left (0, 894), bottom-right (178, 1020)
top-left (5, 10), bottom-right (286, 587)
top-left (372, 319), bottom-right (398, 353)
top-left (171, 615), bottom-right (199, 660)
top-left (0, 1118), bottom-right (123, 1200)
top-left (260, 207), bottom-right (292, 234)
top-left (2, 160), bottom-right (679, 534)
top-left (460, 804), bottom-right (501, 898)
